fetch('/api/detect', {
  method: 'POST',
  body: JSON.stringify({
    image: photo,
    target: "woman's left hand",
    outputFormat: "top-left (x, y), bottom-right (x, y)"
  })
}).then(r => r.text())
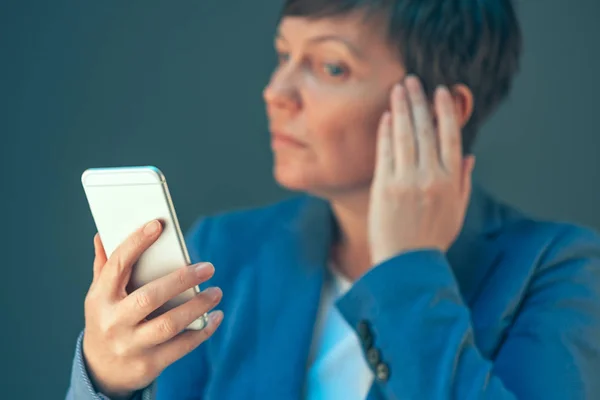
top-left (368, 75), bottom-right (476, 266)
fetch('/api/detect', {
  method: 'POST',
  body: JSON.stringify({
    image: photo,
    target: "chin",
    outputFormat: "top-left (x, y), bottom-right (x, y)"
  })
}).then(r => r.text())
top-left (272, 163), bottom-right (370, 200)
top-left (272, 163), bottom-right (312, 193)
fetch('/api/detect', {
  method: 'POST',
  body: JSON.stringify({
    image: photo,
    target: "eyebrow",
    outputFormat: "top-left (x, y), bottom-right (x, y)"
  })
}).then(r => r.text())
top-left (275, 32), bottom-right (364, 60)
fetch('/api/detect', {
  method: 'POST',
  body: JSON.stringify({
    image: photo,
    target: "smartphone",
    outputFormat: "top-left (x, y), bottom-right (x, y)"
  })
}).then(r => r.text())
top-left (81, 166), bottom-right (206, 330)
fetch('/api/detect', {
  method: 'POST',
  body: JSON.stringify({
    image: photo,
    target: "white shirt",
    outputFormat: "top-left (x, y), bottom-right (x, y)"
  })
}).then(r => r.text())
top-left (304, 264), bottom-right (374, 399)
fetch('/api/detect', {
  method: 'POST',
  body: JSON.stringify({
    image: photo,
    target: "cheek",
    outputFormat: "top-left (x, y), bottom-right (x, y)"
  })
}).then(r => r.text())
top-left (306, 91), bottom-right (386, 180)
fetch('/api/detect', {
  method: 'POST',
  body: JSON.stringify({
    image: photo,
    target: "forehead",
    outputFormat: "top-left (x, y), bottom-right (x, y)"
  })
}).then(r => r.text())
top-left (277, 11), bottom-right (392, 52)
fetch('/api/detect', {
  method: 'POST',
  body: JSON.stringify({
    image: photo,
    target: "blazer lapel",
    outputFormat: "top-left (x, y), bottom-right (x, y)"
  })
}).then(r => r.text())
top-left (447, 182), bottom-right (506, 306)
top-left (255, 196), bottom-right (335, 399)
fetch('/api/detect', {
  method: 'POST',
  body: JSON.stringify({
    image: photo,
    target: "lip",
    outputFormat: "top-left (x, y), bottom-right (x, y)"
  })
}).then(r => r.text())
top-left (270, 131), bottom-right (307, 148)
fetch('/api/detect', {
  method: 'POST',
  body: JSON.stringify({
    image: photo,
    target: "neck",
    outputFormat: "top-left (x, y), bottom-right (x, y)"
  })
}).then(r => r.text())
top-left (328, 189), bottom-right (372, 281)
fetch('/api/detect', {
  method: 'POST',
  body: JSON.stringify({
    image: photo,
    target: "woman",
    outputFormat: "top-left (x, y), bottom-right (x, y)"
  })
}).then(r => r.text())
top-left (67, 0), bottom-right (600, 399)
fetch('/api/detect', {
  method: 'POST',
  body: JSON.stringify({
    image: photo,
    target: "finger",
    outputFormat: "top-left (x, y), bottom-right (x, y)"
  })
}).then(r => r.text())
top-left (118, 262), bottom-right (215, 324)
top-left (462, 155), bottom-right (476, 203)
top-left (373, 111), bottom-right (394, 181)
top-left (134, 286), bottom-right (222, 348)
top-left (92, 233), bottom-right (108, 285)
top-left (405, 76), bottom-right (438, 169)
top-left (152, 310), bottom-right (224, 370)
top-left (391, 83), bottom-right (417, 170)
top-left (435, 85), bottom-right (462, 174)
top-left (98, 219), bottom-right (163, 298)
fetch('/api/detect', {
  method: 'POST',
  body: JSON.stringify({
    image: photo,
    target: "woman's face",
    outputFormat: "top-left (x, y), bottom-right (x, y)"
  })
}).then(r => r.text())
top-left (263, 11), bottom-right (405, 197)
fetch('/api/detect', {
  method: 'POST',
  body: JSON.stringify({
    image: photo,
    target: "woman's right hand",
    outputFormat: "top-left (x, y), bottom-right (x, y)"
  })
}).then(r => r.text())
top-left (82, 220), bottom-right (223, 399)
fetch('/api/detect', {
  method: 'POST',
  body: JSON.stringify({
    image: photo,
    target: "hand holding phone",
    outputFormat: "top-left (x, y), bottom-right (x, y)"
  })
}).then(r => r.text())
top-left (80, 167), bottom-right (224, 397)
top-left (83, 224), bottom-right (223, 398)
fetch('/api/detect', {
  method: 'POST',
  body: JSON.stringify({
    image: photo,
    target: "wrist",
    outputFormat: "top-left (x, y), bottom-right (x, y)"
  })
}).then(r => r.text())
top-left (371, 246), bottom-right (445, 266)
top-left (82, 345), bottom-right (136, 400)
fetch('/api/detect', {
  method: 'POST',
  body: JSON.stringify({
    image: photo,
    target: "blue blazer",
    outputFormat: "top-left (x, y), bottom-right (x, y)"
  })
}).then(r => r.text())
top-left (67, 183), bottom-right (600, 399)
top-left (152, 183), bottom-right (600, 399)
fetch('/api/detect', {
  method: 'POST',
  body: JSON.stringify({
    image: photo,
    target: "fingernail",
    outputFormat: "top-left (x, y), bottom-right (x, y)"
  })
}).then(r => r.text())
top-left (204, 287), bottom-right (222, 301)
top-left (194, 262), bottom-right (214, 277)
top-left (436, 85), bottom-right (450, 97)
top-left (406, 75), bottom-right (420, 90)
top-left (210, 310), bottom-right (223, 324)
top-left (393, 83), bottom-right (404, 97)
top-left (144, 220), bottom-right (160, 236)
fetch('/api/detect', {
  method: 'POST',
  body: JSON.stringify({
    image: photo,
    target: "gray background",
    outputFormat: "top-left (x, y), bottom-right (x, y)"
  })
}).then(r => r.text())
top-left (1, 0), bottom-right (599, 398)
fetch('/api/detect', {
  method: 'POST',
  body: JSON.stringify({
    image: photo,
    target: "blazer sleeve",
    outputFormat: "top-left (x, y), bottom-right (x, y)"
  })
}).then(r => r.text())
top-left (336, 224), bottom-right (600, 399)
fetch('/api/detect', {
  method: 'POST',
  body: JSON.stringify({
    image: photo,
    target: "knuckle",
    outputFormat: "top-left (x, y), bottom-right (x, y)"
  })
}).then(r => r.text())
top-left (434, 173), bottom-right (452, 189)
top-left (131, 230), bottom-right (145, 248)
top-left (98, 321), bottom-right (117, 342)
top-left (134, 290), bottom-right (153, 311)
top-left (388, 177), bottom-right (412, 193)
top-left (131, 359), bottom-right (154, 380)
top-left (176, 267), bottom-right (189, 287)
top-left (156, 316), bottom-right (179, 337)
top-left (384, 184), bottom-right (401, 199)
top-left (419, 175), bottom-right (439, 192)
top-left (99, 317), bottom-right (119, 339)
top-left (383, 180), bottom-right (406, 199)
top-left (99, 317), bottom-right (116, 335)
top-left (113, 252), bottom-right (127, 273)
top-left (112, 339), bottom-right (131, 358)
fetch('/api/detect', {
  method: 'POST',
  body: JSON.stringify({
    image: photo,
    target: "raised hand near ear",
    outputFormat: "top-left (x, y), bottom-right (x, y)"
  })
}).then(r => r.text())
top-left (368, 76), bottom-right (475, 266)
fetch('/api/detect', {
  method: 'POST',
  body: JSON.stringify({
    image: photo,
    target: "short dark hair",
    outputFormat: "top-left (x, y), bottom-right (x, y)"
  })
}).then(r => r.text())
top-left (278, 0), bottom-right (523, 154)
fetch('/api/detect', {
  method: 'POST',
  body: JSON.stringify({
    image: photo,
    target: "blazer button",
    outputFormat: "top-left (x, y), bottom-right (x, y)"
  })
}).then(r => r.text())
top-left (362, 334), bottom-right (373, 350)
top-left (366, 347), bottom-right (380, 366)
top-left (376, 363), bottom-right (390, 382)
top-left (357, 320), bottom-right (374, 349)
top-left (357, 320), bottom-right (371, 340)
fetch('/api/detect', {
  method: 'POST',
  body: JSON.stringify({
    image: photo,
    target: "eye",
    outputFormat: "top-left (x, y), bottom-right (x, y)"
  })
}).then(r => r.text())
top-left (323, 62), bottom-right (349, 78)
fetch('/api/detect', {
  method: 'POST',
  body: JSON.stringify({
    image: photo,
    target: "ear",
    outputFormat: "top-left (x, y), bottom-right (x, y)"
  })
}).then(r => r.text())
top-left (449, 83), bottom-right (474, 129)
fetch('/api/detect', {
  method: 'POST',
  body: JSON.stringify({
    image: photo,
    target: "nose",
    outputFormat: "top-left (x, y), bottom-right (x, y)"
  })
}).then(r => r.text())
top-left (263, 67), bottom-right (301, 113)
